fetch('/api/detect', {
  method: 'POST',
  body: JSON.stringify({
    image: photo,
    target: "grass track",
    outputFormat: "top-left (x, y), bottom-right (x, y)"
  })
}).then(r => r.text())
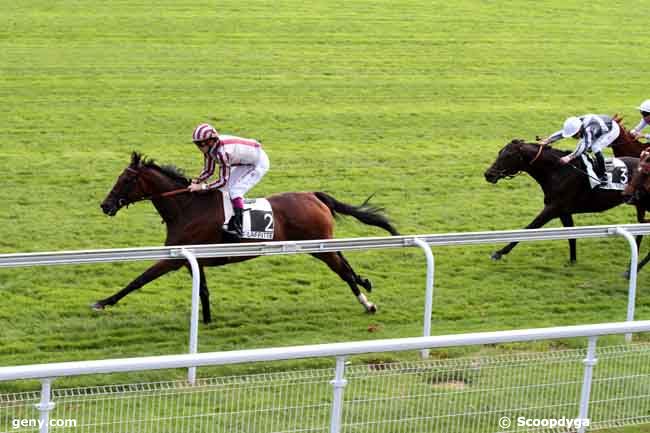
top-left (1, 1), bottom-right (650, 413)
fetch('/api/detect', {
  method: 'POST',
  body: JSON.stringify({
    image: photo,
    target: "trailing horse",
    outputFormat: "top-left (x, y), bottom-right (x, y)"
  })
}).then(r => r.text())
top-left (611, 115), bottom-right (647, 158)
top-left (484, 139), bottom-right (641, 264)
top-left (97, 152), bottom-right (400, 323)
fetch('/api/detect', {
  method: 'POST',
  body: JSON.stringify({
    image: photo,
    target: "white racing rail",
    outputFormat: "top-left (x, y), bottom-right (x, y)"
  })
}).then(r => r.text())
top-left (2, 224), bottom-right (650, 267)
top-left (0, 223), bottom-right (649, 382)
top-left (2, 321), bottom-right (650, 433)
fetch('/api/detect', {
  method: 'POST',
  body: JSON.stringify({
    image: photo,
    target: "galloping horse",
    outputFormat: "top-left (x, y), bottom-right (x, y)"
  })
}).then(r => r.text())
top-left (97, 152), bottom-right (400, 323)
top-left (484, 139), bottom-right (640, 263)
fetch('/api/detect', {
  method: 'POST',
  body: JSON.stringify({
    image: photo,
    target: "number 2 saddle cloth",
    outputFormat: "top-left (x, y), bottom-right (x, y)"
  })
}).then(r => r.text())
top-left (221, 191), bottom-right (275, 240)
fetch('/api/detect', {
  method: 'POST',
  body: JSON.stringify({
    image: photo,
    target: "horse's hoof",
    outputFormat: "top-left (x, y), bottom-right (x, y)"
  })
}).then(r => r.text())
top-left (491, 252), bottom-right (503, 261)
top-left (366, 304), bottom-right (377, 314)
top-left (91, 302), bottom-right (105, 311)
top-left (361, 278), bottom-right (372, 293)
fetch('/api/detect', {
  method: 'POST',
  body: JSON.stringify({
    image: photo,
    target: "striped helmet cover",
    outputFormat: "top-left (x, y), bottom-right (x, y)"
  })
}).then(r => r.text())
top-left (192, 123), bottom-right (219, 142)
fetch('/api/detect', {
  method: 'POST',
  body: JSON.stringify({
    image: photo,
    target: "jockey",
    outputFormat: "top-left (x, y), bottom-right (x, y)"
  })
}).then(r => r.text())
top-left (188, 123), bottom-right (270, 238)
top-left (630, 100), bottom-right (650, 141)
top-left (540, 114), bottom-right (620, 184)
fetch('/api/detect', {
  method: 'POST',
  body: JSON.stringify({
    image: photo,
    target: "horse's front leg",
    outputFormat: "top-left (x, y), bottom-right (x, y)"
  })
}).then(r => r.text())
top-left (491, 206), bottom-right (558, 260)
top-left (92, 259), bottom-right (183, 310)
top-left (559, 213), bottom-right (577, 263)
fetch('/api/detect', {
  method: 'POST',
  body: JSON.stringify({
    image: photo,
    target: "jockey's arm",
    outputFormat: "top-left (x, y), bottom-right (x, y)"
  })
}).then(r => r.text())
top-left (544, 130), bottom-right (564, 145)
top-left (566, 137), bottom-right (588, 161)
top-left (204, 152), bottom-right (230, 190)
top-left (195, 153), bottom-right (216, 183)
top-left (632, 118), bottom-right (650, 139)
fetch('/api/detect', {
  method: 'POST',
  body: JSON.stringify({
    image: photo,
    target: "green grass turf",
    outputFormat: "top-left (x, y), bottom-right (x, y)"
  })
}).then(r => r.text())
top-left (1, 0), bottom-right (650, 410)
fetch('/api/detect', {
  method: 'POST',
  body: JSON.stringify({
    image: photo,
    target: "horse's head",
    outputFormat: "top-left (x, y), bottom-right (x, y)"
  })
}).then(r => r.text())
top-left (100, 152), bottom-right (155, 216)
top-left (484, 139), bottom-right (529, 184)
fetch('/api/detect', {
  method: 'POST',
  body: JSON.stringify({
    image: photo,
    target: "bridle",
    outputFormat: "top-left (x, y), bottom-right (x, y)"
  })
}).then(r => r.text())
top-left (489, 144), bottom-right (528, 180)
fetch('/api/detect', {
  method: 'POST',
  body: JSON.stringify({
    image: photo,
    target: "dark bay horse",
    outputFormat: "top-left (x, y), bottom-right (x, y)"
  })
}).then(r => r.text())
top-left (97, 152), bottom-right (400, 323)
top-left (484, 139), bottom-right (640, 263)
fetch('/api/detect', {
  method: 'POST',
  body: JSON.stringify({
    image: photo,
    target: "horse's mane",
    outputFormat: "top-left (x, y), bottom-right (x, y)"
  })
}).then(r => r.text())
top-left (131, 152), bottom-right (190, 186)
top-left (612, 114), bottom-right (642, 144)
top-left (511, 139), bottom-right (571, 158)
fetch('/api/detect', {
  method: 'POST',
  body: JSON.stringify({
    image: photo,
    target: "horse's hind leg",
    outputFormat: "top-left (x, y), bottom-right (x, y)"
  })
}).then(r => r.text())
top-left (338, 252), bottom-right (372, 292)
top-left (311, 252), bottom-right (377, 313)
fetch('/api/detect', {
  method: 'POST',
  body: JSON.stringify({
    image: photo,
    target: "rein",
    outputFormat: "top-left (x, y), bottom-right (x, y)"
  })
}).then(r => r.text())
top-left (125, 167), bottom-right (190, 204)
top-left (529, 144), bottom-right (545, 165)
top-left (133, 187), bottom-right (190, 203)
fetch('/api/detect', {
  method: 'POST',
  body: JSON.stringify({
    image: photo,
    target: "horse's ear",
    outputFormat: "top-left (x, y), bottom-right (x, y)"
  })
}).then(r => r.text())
top-left (130, 152), bottom-right (142, 167)
top-left (512, 138), bottom-right (524, 144)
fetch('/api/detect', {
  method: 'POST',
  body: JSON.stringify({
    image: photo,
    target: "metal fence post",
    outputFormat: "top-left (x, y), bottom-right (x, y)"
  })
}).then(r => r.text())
top-left (612, 227), bottom-right (639, 342)
top-left (412, 238), bottom-right (435, 359)
top-left (578, 336), bottom-right (598, 433)
top-left (330, 356), bottom-right (348, 433)
top-left (35, 378), bottom-right (55, 433)
top-left (180, 249), bottom-right (200, 384)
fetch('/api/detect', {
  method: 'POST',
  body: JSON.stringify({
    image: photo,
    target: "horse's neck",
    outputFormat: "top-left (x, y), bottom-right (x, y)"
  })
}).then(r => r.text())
top-left (145, 171), bottom-right (190, 224)
top-left (152, 186), bottom-right (224, 228)
top-left (145, 170), bottom-right (183, 194)
top-left (521, 147), bottom-right (568, 187)
top-left (613, 133), bottom-right (643, 158)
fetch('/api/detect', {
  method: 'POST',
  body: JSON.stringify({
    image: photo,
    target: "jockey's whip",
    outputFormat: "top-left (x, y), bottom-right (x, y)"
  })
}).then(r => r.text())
top-left (564, 161), bottom-right (605, 183)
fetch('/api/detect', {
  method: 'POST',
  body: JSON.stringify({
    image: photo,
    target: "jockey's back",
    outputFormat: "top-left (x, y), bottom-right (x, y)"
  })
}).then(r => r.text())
top-left (580, 114), bottom-right (613, 137)
top-left (216, 135), bottom-right (262, 166)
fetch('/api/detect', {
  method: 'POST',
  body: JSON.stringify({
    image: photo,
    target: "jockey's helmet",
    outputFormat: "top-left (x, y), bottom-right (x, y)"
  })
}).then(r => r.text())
top-left (637, 100), bottom-right (650, 115)
top-left (561, 116), bottom-right (582, 138)
top-left (192, 123), bottom-right (219, 144)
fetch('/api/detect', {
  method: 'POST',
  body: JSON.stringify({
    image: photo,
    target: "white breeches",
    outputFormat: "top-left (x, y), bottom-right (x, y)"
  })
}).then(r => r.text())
top-left (591, 121), bottom-right (620, 153)
top-left (227, 149), bottom-right (269, 199)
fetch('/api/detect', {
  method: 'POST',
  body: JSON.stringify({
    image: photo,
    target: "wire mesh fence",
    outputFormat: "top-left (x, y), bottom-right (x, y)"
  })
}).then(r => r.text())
top-left (1, 343), bottom-right (650, 433)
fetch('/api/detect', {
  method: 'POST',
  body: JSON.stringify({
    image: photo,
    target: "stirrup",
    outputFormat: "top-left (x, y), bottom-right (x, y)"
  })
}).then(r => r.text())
top-left (225, 217), bottom-right (243, 238)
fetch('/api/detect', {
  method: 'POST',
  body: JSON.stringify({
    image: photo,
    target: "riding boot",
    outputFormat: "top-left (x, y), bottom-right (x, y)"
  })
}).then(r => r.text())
top-left (594, 152), bottom-right (607, 184)
top-left (228, 207), bottom-right (244, 239)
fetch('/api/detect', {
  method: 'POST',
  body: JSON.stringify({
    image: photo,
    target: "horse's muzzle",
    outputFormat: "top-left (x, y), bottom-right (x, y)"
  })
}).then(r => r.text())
top-left (100, 200), bottom-right (119, 216)
top-left (484, 170), bottom-right (500, 184)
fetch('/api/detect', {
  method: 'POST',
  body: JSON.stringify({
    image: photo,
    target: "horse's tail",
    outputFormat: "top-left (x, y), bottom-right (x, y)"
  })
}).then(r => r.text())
top-left (314, 192), bottom-right (400, 236)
